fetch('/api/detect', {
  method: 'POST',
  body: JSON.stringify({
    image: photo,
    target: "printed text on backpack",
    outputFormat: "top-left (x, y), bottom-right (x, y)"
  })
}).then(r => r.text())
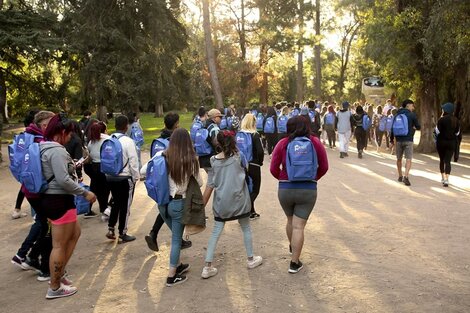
top-left (286, 137), bottom-right (318, 182)
top-left (392, 113), bottom-right (409, 136)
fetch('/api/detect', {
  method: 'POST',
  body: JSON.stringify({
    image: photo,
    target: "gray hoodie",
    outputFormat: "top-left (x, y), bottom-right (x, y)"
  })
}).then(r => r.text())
top-left (40, 141), bottom-right (87, 196)
top-left (208, 153), bottom-right (251, 221)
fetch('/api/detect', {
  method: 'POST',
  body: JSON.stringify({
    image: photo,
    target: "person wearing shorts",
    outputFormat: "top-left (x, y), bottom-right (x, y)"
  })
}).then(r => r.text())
top-left (40, 113), bottom-right (96, 299)
top-left (390, 99), bottom-right (421, 186)
top-left (270, 116), bottom-right (329, 274)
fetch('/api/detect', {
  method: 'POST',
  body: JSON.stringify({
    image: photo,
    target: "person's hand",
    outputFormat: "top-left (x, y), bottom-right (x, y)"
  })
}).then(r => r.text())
top-left (85, 191), bottom-right (97, 203)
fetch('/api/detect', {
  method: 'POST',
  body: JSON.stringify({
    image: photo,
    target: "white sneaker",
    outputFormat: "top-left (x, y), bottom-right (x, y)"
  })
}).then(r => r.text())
top-left (101, 207), bottom-right (111, 222)
top-left (247, 255), bottom-right (263, 269)
top-left (46, 283), bottom-right (77, 299)
top-left (11, 209), bottom-right (27, 219)
top-left (201, 266), bottom-right (218, 279)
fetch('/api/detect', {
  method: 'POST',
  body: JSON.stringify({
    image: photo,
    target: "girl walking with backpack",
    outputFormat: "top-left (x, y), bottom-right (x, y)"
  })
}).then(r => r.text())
top-left (270, 116), bottom-right (328, 273)
top-left (40, 113), bottom-right (97, 298)
top-left (148, 128), bottom-right (202, 286)
top-left (352, 106), bottom-right (368, 159)
top-left (238, 113), bottom-right (265, 220)
top-left (201, 130), bottom-right (263, 279)
top-left (323, 105), bottom-right (337, 148)
top-left (84, 121), bottom-right (111, 218)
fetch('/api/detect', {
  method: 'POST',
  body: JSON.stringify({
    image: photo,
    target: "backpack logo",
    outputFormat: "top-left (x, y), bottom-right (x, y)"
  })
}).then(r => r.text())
top-left (150, 138), bottom-right (169, 158)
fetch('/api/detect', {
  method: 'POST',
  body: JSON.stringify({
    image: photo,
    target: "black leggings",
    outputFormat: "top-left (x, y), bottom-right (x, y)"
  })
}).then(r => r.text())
top-left (265, 133), bottom-right (278, 155)
top-left (15, 189), bottom-right (25, 209)
top-left (354, 128), bottom-right (367, 152)
top-left (437, 139), bottom-right (455, 174)
top-left (84, 163), bottom-right (110, 212)
top-left (248, 164), bottom-right (261, 214)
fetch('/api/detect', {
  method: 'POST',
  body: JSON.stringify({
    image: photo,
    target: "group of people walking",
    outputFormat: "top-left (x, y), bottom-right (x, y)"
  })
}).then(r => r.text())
top-left (8, 96), bottom-right (462, 297)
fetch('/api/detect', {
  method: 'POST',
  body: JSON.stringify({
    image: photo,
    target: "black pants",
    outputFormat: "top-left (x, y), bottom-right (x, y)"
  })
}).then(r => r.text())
top-left (107, 178), bottom-right (135, 235)
top-left (376, 130), bottom-right (385, 147)
top-left (84, 163), bottom-right (110, 213)
top-left (354, 128), bottom-right (367, 152)
top-left (324, 125), bottom-right (336, 147)
top-left (455, 133), bottom-right (462, 162)
top-left (150, 213), bottom-right (165, 235)
top-left (248, 164), bottom-right (261, 214)
top-left (15, 189), bottom-right (25, 209)
top-left (437, 139), bottom-right (456, 174)
top-left (22, 197), bottom-right (50, 273)
top-left (265, 133), bottom-right (278, 155)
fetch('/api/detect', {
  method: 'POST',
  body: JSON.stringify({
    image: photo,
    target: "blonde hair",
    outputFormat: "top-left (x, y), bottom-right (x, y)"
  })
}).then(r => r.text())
top-left (240, 113), bottom-right (257, 132)
top-left (281, 106), bottom-right (289, 115)
top-left (33, 111), bottom-right (55, 126)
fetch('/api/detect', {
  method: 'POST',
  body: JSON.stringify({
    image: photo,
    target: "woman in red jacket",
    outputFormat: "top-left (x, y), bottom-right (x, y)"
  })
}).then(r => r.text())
top-left (270, 115), bottom-right (329, 274)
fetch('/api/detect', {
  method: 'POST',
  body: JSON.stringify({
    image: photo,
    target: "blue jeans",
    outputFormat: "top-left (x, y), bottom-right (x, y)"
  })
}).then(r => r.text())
top-left (158, 199), bottom-right (184, 268)
top-left (205, 217), bottom-right (253, 263)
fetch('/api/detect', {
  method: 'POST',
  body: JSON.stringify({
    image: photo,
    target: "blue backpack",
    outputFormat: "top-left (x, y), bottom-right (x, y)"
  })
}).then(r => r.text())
top-left (235, 131), bottom-right (253, 162)
top-left (291, 108), bottom-right (300, 117)
top-left (226, 116), bottom-right (233, 130)
top-left (22, 143), bottom-right (56, 193)
top-left (130, 123), bottom-right (144, 147)
top-left (145, 155), bottom-right (170, 206)
top-left (362, 114), bottom-right (372, 131)
top-left (190, 120), bottom-right (203, 142)
top-left (378, 115), bottom-right (387, 132)
top-left (219, 117), bottom-right (228, 130)
top-left (75, 183), bottom-right (90, 215)
top-left (194, 127), bottom-right (213, 156)
top-left (251, 109), bottom-right (258, 116)
top-left (385, 115), bottom-right (394, 132)
top-left (277, 115), bottom-right (288, 133)
top-left (325, 113), bottom-right (335, 125)
top-left (100, 134), bottom-right (128, 176)
top-left (9, 132), bottom-right (37, 182)
top-left (308, 110), bottom-right (316, 123)
top-left (256, 113), bottom-right (264, 131)
top-left (150, 138), bottom-right (169, 158)
top-left (286, 136), bottom-right (318, 182)
top-left (264, 116), bottom-right (275, 134)
top-left (392, 113), bottom-right (409, 136)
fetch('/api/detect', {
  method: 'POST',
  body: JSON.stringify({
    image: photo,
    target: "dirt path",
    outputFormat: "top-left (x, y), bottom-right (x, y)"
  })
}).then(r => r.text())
top-left (0, 139), bottom-right (469, 313)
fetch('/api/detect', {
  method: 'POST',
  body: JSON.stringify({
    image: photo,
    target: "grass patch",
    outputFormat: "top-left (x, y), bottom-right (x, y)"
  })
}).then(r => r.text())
top-left (107, 112), bottom-right (194, 149)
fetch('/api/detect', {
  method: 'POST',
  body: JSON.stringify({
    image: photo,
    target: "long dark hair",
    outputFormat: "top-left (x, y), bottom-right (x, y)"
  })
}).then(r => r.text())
top-left (166, 128), bottom-right (199, 185)
top-left (216, 130), bottom-right (238, 158)
top-left (287, 116), bottom-right (310, 141)
top-left (44, 113), bottom-right (74, 141)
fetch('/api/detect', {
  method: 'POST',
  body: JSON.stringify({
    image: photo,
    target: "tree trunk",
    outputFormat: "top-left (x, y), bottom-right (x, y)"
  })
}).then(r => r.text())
top-left (258, 3), bottom-right (268, 106)
top-left (313, 0), bottom-right (322, 99)
top-left (0, 70), bottom-right (8, 124)
top-left (154, 79), bottom-right (164, 117)
top-left (455, 62), bottom-right (470, 131)
top-left (97, 105), bottom-right (108, 123)
top-left (338, 23), bottom-right (360, 99)
top-left (296, 51), bottom-right (304, 103)
top-left (416, 78), bottom-right (438, 153)
top-left (202, 0), bottom-right (224, 109)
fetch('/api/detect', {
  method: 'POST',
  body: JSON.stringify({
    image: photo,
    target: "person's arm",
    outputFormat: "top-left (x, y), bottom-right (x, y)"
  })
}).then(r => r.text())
top-left (269, 140), bottom-right (284, 179)
top-left (49, 148), bottom-right (87, 196)
top-left (311, 136), bottom-right (329, 180)
top-left (125, 138), bottom-right (140, 181)
top-left (413, 113), bottom-right (421, 130)
top-left (253, 133), bottom-right (264, 165)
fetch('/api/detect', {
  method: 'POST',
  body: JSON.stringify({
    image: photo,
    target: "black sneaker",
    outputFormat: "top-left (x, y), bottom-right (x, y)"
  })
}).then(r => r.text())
top-left (106, 229), bottom-right (116, 240)
top-left (398, 176), bottom-right (403, 182)
top-left (11, 254), bottom-right (27, 270)
top-left (176, 263), bottom-right (190, 276)
top-left (84, 211), bottom-right (98, 219)
top-left (181, 239), bottom-right (192, 249)
top-left (23, 257), bottom-right (41, 272)
top-left (358, 151), bottom-right (363, 159)
top-left (145, 234), bottom-right (159, 251)
top-left (119, 233), bottom-right (136, 243)
top-left (344, 152), bottom-right (349, 157)
top-left (403, 177), bottom-right (411, 186)
top-left (288, 260), bottom-right (303, 274)
top-left (166, 274), bottom-right (187, 287)
top-left (340, 152), bottom-right (344, 158)
top-left (250, 213), bottom-right (260, 220)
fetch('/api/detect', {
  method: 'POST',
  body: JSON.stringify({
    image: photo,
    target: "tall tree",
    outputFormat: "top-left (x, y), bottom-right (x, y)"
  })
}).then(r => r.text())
top-left (202, 0), bottom-right (223, 109)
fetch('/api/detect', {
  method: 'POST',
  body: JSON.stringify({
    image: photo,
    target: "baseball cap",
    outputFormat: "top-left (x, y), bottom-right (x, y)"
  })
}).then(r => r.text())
top-left (207, 109), bottom-right (224, 119)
